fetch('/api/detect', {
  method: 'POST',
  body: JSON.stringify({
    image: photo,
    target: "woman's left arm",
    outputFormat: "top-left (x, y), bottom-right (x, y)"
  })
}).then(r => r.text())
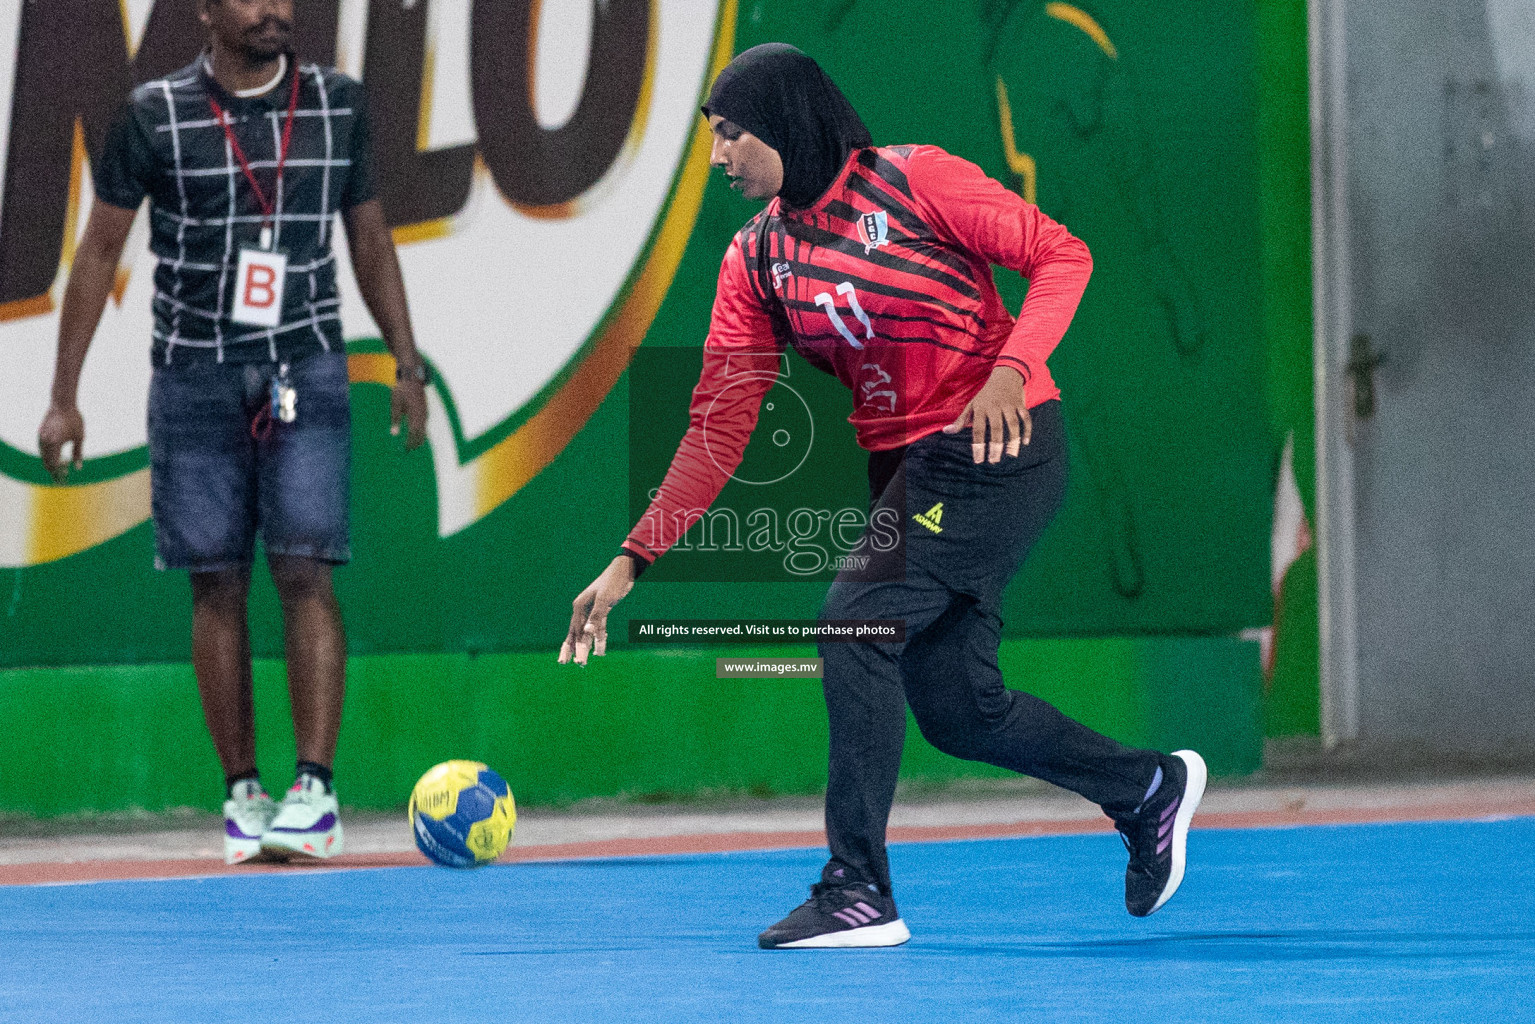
top-left (906, 147), bottom-right (1092, 462)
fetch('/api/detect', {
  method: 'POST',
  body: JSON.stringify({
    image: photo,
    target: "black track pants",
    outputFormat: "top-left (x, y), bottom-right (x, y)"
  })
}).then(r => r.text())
top-left (818, 401), bottom-right (1160, 896)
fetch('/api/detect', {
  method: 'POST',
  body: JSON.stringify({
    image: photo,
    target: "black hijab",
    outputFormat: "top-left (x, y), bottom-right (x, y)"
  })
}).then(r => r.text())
top-left (702, 43), bottom-right (873, 209)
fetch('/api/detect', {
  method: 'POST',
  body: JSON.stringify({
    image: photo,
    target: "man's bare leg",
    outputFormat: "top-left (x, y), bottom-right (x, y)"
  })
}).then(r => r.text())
top-left (258, 554), bottom-right (347, 859)
top-left (190, 567), bottom-right (257, 779)
top-left (269, 554), bottom-right (346, 767)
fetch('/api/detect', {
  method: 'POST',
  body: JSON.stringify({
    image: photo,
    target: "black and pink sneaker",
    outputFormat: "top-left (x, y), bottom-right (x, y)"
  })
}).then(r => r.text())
top-left (758, 881), bottom-right (910, 949)
top-left (1116, 749), bottom-right (1207, 917)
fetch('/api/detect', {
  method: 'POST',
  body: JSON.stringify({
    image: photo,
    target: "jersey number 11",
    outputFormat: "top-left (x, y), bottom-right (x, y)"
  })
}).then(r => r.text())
top-left (814, 282), bottom-right (876, 349)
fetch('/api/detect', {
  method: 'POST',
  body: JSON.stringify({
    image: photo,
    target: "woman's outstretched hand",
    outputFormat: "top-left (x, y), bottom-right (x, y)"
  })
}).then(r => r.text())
top-left (943, 365), bottom-right (1031, 463)
top-left (559, 555), bottom-right (639, 666)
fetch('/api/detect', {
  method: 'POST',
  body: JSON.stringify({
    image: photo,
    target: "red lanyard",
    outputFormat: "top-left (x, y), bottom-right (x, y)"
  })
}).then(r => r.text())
top-left (206, 58), bottom-right (301, 231)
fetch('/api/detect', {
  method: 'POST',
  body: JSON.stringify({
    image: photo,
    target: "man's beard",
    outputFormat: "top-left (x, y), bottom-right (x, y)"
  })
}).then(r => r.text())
top-left (238, 19), bottom-right (292, 62)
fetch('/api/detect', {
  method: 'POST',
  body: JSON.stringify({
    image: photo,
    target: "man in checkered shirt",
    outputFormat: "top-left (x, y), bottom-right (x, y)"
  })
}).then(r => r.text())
top-left (37, 0), bottom-right (427, 864)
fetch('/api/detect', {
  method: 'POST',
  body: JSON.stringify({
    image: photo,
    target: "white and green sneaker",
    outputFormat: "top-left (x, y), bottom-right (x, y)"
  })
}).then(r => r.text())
top-left (223, 779), bottom-right (277, 865)
top-left (260, 775), bottom-right (344, 861)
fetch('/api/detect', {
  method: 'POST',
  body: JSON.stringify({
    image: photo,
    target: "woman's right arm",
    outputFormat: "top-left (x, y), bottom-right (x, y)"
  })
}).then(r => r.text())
top-left (560, 234), bottom-right (785, 665)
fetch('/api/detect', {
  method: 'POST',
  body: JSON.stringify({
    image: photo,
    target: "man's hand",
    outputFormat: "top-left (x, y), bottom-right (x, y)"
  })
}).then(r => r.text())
top-left (39, 405), bottom-right (85, 483)
top-left (39, 200), bottom-right (135, 485)
top-left (344, 199), bottom-right (427, 452)
top-left (943, 365), bottom-right (1032, 463)
top-left (559, 555), bottom-right (639, 666)
top-left (390, 377), bottom-right (427, 451)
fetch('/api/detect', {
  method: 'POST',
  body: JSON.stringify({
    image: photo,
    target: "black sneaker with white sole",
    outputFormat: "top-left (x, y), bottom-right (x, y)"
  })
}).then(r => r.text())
top-left (1115, 748), bottom-right (1207, 917)
top-left (758, 881), bottom-right (911, 949)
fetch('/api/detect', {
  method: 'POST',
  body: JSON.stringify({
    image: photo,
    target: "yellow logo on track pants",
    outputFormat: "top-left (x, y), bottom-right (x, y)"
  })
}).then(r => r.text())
top-left (914, 503), bottom-right (944, 534)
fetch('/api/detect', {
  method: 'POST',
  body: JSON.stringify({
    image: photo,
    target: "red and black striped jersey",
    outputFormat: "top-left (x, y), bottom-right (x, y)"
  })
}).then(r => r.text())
top-left (623, 144), bottom-right (1091, 565)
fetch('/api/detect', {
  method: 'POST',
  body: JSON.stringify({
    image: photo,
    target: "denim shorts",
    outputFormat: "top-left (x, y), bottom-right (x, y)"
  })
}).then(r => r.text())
top-left (147, 351), bottom-right (351, 571)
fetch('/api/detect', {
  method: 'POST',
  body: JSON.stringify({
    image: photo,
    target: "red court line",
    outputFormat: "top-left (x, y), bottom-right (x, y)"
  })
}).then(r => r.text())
top-left (5, 797), bottom-right (1533, 888)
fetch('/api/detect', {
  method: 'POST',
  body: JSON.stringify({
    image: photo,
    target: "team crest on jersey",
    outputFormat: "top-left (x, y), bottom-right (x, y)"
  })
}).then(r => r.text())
top-left (857, 210), bottom-right (889, 254)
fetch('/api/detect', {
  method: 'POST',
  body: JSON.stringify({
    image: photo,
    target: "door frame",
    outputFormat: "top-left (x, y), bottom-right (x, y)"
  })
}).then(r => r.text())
top-left (1309, 0), bottom-right (1360, 745)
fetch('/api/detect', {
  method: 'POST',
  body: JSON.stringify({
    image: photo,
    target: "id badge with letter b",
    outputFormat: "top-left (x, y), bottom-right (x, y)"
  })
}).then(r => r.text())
top-left (233, 246), bottom-right (288, 327)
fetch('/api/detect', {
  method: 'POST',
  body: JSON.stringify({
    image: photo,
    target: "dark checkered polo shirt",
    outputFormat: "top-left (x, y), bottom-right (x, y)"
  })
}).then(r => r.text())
top-left (94, 54), bottom-right (376, 365)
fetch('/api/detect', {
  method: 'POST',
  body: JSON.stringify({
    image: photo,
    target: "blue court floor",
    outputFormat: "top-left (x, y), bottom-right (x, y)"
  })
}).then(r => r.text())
top-left (2, 818), bottom-right (1532, 1023)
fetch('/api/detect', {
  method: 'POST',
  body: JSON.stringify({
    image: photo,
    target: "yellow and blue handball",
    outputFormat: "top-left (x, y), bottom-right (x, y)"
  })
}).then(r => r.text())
top-left (408, 760), bottom-right (517, 869)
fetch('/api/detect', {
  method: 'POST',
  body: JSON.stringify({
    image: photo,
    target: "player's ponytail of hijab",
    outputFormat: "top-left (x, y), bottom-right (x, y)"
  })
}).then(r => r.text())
top-left (702, 43), bottom-right (873, 210)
